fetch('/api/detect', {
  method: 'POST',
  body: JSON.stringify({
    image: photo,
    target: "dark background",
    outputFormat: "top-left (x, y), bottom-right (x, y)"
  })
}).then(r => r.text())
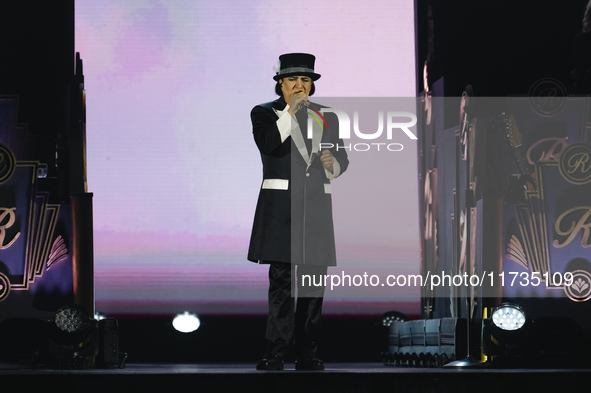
top-left (2, 0), bottom-right (591, 364)
top-left (415, 0), bottom-right (590, 97)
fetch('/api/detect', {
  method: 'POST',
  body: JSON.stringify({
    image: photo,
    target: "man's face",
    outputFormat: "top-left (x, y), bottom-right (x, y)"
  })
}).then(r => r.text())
top-left (280, 75), bottom-right (312, 106)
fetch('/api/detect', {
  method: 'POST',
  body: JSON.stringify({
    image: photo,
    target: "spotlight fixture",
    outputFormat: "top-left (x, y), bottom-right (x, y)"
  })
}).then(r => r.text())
top-left (55, 304), bottom-right (90, 333)
top-left (483, 302), bottom-right (531, 367)
top-left (382, 311), bottom-right (407, 327)
top-left (173, 312), bottom-right (200, 333)
top-left (491, 303), bottom-right (526, 331)
top-left (49, 305), bottom-right (99, 369)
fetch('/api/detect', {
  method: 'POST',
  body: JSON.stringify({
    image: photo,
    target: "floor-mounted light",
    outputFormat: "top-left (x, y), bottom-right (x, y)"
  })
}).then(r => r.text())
top-left (173, 312), bottom-right (200, 333)
top-left (49, 304), bottom-right (99, 369)
top-left (382, 311), bottom-right (407, 327)
top-left (491, 303), bottom-right (526, 331)
top-left (483, 302), bottom-right (531, 367)
top-left (55, 304), bottom-right (91, 334)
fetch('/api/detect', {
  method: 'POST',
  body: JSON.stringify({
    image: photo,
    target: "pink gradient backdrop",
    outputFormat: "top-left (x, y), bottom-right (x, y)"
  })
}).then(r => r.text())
top-left (76, 1), bottom-right (419, 315)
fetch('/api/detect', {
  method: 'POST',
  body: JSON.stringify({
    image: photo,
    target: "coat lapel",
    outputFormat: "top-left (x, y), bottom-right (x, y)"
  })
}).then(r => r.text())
top-left (293, 111), bottom-right (311, 165)
top-left (294, 105), bottom-right (324, 168)
top-left (309, 106), bottom-right (324, 158)
top-left (271, 97), bottom-right (325, 168)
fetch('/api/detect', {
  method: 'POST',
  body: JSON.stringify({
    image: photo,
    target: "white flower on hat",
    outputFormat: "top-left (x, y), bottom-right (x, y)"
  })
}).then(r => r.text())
top-left (273, 59), bottom-right (281, 75)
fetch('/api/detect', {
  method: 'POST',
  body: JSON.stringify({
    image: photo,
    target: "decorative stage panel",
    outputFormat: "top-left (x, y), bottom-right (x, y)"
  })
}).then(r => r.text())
top-left (417, 77), bottom-right (591, 361)
top-left (503, 92), bottom-right (591, 302)
top-left (0, 98), bottom-right (75, 318)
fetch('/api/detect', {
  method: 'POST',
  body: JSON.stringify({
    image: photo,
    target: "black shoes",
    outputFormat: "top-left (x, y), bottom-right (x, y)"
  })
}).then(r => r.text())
top-left (256, 355), bottom-right (284, 371)
top-left (295, 357), bottom-right (324, 371)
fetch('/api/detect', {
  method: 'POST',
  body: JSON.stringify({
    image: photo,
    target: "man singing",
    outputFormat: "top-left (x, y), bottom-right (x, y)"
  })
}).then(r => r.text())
top-left (248, 53), bottom-right (348, 371)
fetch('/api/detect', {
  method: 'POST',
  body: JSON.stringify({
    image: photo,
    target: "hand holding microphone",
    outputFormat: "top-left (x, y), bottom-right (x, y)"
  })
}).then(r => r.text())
top-left (289, 96), bottom-right (310, 115)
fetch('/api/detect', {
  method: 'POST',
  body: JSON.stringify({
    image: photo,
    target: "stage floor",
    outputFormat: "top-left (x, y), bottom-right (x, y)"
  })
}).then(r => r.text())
top-left (2, 363), bottom-right (591, 393)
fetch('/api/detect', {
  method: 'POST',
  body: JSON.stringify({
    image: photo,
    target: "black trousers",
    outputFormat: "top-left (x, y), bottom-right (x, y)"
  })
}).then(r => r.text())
top-left (264, 261), bottom-right (327, 359)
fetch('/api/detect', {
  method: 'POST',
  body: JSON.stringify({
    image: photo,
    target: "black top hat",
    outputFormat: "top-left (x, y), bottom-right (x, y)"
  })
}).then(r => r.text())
top-left (273, 53), bottom-right (321, 81)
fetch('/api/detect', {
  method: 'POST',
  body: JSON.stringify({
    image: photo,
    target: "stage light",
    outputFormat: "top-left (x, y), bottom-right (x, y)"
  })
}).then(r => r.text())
top-left (382, 311), bottom-right (407, 326)
top-left (94, 312), bottom-right (106, 321)
top-left (491, 303), bottom-right (526, 331)
top-left (173, 312), bottom-right (200, 333)
top-left (55, 304), bottom-right (90, 333)
top-left (49, 305), bottom-right (99, 369)
top-left (482, 302), bottom-right (532, 367)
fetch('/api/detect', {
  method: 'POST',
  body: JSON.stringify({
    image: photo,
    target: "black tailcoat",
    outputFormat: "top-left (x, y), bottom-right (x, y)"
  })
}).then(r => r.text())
top-left (248, 97), bottom-right (348, 266)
